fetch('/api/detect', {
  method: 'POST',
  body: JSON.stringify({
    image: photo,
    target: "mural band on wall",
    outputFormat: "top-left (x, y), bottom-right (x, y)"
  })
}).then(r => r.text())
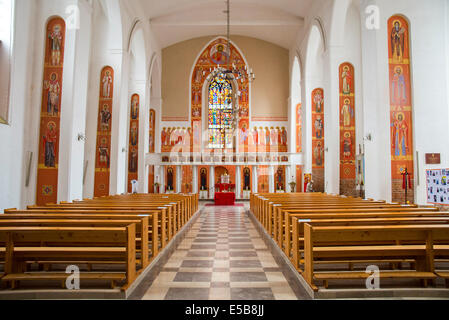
top-left (36, 17), bottom-right (66, 205)
top-left (388, 15), bottom-right (414, 203)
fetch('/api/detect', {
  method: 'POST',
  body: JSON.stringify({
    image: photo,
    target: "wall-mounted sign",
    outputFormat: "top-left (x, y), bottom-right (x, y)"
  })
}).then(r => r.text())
top-left (425, 153), bottom-right (441, 165)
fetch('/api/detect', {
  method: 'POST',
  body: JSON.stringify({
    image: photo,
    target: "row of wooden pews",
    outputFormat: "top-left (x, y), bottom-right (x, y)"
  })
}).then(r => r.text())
top-left (250, 193), bottom-right (449, 292)
top-left (0, 193), bottom-right (199, 291)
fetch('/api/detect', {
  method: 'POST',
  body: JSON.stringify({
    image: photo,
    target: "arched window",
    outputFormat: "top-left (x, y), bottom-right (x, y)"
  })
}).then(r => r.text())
top-left (208, 76), bottom-right (234, 149)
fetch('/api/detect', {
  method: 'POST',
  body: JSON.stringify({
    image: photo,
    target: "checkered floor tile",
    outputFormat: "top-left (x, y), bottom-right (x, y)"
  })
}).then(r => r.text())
top-left (141, 204), bottom-right (301, 300)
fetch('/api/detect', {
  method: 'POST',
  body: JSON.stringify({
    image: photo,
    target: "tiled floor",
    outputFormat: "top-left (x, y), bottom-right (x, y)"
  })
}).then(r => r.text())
top-left (140, 204), bottom-right (306, 300)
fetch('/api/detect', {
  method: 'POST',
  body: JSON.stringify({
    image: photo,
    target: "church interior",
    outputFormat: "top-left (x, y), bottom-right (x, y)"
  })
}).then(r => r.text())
top-left (0, 0), bottom-right (449, 302)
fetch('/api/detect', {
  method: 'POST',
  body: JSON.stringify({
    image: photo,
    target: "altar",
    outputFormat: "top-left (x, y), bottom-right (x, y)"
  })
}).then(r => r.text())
top-left (214, 174), bottom-right (236, 205)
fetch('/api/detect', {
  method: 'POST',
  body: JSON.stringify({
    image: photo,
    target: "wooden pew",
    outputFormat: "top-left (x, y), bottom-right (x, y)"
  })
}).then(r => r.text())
top-left (291, 216), bottom-right (449, 270)
top-left (280, 207), bottom-right (443, 256)
top-left (0, 225), bottom-right (136, 290)
top-left (302, 224), bottom-right (449, 290)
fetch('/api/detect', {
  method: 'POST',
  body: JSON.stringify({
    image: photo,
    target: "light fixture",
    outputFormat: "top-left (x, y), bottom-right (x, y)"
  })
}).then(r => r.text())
top-left (364, 133), bottom-right (373, 141)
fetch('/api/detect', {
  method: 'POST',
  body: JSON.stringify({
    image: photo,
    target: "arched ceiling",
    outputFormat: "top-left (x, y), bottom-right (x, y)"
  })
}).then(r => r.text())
top-left (134, 0), bottom-right (314, 49)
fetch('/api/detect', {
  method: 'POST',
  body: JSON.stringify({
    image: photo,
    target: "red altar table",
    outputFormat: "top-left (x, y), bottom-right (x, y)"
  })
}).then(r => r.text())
top-left (214, 192), bottom-right (236, 205)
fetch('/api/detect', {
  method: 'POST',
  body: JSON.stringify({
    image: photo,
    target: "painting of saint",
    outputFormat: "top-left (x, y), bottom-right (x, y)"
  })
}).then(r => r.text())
top-left (43, 122), bottom-right (58, 167)
top-left (129, 148), bottom-right (138, 173)
top-left (98, 138), bottom-right (110, 168)
top-left (391, 20), bottom-right (406, 63)
top-left (252, 127), bottom-right (259, 146)
top-left (210, 43), bottom-right (229, 65)
top-left (314, 115), bottom-right (323, 139)
top-left (265, 127), bottom-right (270, 145)
top-left (276, 168), bottom-right (284, 190)
top-left (131, 96), bottom-right (139, 119)
top-left (161, 128), bottom-right (167, 146)
top-left (341, 99), bottom-right (354, 127)
top-left (270, 127), bottom-right (278, 146)
top-left (391, 66), bottom-right (407, 104)
top-left (193, 89), bottom-right (201, 105)
top-left (281, 127), bottom-right (287, 147)
top-left (167, 167), bottom-right (174, 191)
top-left (102, 70), bottom-right (113, 98)
top-left (200, 168), bottom-right (207, 190)
top-left (314, 142), bottom-right (324, 167)
top-left (341, 65), bottom-right (352, 95)
top-left (195, 67), bottom-right (203, 83)
top-left (44, 73), bottom-right (60, 116)
top-left (130, 123), bottom-right (138, 146)
top-left (314, 90), bottom-right (323, 113)
top-left (49, 24), bottom-right (63, 66)
top-left (240, 125), bottom-right (248, 145)
top-left (391, 112), bottom-right (409, 157)
top-left (100, 104), bottom-right (111, 131)
top-left (243, 168), bottom-right (251, 191)
top-left (149, 131), bottom-right (154, 151)
top-left (342, 132), bottom-right (353, 159)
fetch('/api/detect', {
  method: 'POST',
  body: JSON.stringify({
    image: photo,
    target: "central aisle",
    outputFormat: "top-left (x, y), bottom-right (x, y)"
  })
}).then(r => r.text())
top-left (139, 205), bottom-right (307, 300)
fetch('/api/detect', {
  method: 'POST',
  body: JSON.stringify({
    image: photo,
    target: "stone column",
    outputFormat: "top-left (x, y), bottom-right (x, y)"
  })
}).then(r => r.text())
top-left (252, 165), bottom-right (258, 193)
top-left (192, 165), bottom-right (198, 194)
top-left (268, 165), bottom-right (275, 193)
top-left (235, 165), bottom-right (241, 199)
top-left (160, 165), bottom-right (165, 194)
top-left (209, 166), bottom-right (215, 199)
top-left (176, 166), bottom-right (182, 193)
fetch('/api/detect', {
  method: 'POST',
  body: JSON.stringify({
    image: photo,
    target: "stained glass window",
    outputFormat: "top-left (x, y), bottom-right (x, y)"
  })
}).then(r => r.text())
top-left (208, 77), bottom-right (234, 149)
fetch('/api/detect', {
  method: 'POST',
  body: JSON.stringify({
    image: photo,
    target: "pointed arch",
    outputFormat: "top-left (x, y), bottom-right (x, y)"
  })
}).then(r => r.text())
top-left (190, 37), bottom-right (250, 153)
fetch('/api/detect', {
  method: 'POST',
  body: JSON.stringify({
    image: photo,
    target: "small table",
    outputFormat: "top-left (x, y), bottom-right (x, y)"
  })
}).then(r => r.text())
top-left (214, 192), bottom-right (236, 206)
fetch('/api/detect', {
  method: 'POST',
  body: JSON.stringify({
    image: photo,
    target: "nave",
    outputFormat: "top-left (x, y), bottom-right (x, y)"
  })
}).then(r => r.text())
top-left (130, 204), bottom-right (308, 300)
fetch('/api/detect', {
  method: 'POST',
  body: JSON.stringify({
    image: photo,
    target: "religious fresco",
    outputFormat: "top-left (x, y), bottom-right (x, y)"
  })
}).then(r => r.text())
top-left (239, 119), bottom-right (249, 152)
top-left (166, 166), bottom-right (176, 192)
top-left (274, 166), bottom-right (286, 191)
top-left (339, 62), bottom-right (356, 192)
top-left (198, 167), bottom-right (209, 193)
top-left (149, 109), bottom-right (155, 153)
top-left (127, 94), bottom-right (139, 193)
top-left (36, 17), bottom-right (66, 205)
top-left (161, 127), bottom-right (192, 153)
top-left (388, 15), bottom-right (414, 203)
top-left (241, 166), bottom-right (252, 192)
top-left (312, 89), bottom-right (324, 169)
top-left (191, 38), bottom-right (249, 153)
top-left (94, 66), bottom-right (114, 197)
top-left (296, 103), bottom-right (302, 153)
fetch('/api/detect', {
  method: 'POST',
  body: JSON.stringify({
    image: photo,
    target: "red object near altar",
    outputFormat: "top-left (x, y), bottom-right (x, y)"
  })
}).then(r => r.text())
top-left (214, 192), bottom-right (236, 206)
top-left (215, 183), bottom-right (236, 192)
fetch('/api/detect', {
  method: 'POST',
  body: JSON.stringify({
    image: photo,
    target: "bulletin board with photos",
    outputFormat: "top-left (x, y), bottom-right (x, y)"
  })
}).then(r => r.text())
top-left (426, 169), bottom-right (449, 206)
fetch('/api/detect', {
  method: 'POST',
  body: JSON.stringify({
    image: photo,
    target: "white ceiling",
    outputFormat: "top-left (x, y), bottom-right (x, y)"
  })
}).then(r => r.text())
top-left (135, 0), bottom-right (314, 49)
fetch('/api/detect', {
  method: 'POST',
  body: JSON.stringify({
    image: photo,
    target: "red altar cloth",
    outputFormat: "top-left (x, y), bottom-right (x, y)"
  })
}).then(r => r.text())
top-left (214, 192), bottom-right (236, 205)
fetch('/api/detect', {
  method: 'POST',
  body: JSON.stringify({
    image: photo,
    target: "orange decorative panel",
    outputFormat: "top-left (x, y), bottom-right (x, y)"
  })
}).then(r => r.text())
top-left (36, 17), bottom-right (66, 205)
top-left (149, 109), bottom-right (155, 153)
top-left (339, 63), bottom-right (356, 182)
top-left (312, 89), bottom-right (324, 169)
top-left (388, 15), bottom-right (414, 202)
top-left (127, 94), bottom-right (139, 193)
top-left (296, 103), bottom-right (302, 153)
top-left (94, 66), bottom-right (114, 197)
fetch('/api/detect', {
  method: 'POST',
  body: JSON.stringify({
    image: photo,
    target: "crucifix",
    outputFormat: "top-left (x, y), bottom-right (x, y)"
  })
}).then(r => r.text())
top-left (401, 167), bottom-right (411, 204)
